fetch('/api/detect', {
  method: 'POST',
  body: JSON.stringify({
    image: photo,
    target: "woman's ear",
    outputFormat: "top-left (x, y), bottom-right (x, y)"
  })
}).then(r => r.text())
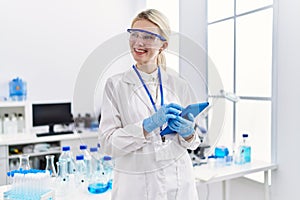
top-left (159, 42), bottom-right (168, 53)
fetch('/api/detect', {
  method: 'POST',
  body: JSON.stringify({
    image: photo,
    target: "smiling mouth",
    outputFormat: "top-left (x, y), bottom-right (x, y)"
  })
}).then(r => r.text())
top-left (134, 48), bottom-right (148, 55)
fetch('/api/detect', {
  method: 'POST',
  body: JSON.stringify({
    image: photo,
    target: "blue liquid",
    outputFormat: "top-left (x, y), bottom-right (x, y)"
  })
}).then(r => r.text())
top-left (88, 183), bottom-right (108, 194)
top-left (242, 146), bottom-right (251, 163)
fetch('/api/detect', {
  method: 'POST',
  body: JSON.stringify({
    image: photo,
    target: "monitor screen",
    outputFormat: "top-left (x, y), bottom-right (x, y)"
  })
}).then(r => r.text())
top-left (32, 102), bottom-right (73, 133)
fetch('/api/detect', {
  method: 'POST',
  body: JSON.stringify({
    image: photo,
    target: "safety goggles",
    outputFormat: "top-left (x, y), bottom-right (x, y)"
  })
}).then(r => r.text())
top-left (127, 29), bottom-right (167, 45)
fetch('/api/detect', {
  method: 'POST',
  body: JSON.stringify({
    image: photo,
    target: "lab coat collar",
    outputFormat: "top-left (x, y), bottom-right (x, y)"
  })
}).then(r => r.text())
top-left (122, 66), bottom-right (169, 85)
top-left (122, 66), bottom-right (169, 111)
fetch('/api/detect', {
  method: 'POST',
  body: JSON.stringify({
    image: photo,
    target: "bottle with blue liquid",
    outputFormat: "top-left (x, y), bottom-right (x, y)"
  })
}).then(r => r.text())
top-left (235, 133), bottom-right (251, 165)
top-left (88, 147), bottom-right (108, 194)
top-left (102, 156), bottom-right (114, 190)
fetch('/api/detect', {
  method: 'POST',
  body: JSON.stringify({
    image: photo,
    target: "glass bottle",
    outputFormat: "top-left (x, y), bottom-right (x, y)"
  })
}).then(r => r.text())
top-left (102, 156), bottom-right (114, 190)
top-left (45, 155), bottom-right (57, 177)
top-left (18, 154), bottom-right (30, 170)
top-left (241, 133), bottom-right (251, 163)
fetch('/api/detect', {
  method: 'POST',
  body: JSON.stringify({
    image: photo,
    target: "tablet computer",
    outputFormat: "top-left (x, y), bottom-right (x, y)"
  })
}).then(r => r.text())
top-left (160, 102), bottom-right (209, 136)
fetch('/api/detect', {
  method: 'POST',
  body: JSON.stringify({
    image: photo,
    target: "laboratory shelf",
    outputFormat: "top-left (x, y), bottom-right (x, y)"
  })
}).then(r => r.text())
top-left (8, 149), bottom-right (61, 159)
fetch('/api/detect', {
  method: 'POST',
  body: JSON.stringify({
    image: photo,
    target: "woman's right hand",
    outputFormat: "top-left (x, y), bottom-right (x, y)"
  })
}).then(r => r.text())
top-left (143, 103), bottom-right (182, 133)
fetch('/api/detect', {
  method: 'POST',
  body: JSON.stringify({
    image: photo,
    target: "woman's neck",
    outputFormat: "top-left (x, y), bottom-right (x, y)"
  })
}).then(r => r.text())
top-left (136, 64), bottom-right (158, 74)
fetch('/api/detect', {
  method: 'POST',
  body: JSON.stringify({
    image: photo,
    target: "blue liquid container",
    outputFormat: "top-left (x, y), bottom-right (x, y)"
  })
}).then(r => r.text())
top-left (241, 134), bottom-right (251, 163)
top-left (88, 183), bottom-right (108, 194)
top-left (9, 77), bottom-right (27, 101)
top-left (102, 156), bottom-right (113, 190)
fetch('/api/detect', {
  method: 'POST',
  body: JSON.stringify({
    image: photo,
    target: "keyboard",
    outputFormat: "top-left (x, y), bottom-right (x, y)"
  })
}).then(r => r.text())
top-left (36, 131), bottom-right (74, 137)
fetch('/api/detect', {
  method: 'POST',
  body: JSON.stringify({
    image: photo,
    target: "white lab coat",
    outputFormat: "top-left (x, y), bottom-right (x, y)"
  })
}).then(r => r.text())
top-left (99, 67), bottom-right (201, 200)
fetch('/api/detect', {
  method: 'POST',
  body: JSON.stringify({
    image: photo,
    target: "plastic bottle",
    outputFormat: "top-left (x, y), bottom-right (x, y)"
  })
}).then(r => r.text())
top-left (17, 113), bottom-right (25, 133)
top-left (79, 144), bottom-right (92, 180)
top-left (10, 113), bottom-right (18, 134)
top-left (75, 155), bottom-right (87, 190)
top-left (102, 156), bottom-right (114, 190)
top-left (59, 146), bottom-right (76, 174)
top-left (241, 133), bottom-right (251, 163)
top-left (2, 113), bottom-right (10, 134)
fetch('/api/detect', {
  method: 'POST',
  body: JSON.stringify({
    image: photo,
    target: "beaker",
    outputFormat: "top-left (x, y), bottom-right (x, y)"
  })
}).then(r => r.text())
top-left (18, 154), bottom-right (30, 170)
top-left (45, 155), bottom-right (57, 177)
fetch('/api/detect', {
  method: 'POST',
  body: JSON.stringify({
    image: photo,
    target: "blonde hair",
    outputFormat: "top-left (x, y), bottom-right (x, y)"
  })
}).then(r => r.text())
top-left (131, 9), bottom-right (170, 70)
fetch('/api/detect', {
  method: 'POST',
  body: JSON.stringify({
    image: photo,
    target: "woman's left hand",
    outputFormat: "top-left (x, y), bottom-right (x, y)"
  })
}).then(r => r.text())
top-left (168, 113), bottom-right (195, 138)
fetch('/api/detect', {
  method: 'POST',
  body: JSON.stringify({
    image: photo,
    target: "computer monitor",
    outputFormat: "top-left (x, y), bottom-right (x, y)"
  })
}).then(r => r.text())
top-left (32, 102), bottom-right (74, 135)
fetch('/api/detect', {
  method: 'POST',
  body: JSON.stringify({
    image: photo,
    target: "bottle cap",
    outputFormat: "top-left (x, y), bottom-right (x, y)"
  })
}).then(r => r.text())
top-left (62, 146), bottom-right (70, 151)
top-left (242, 134), bottom-right (249, 138)
top-left (80, 144), bottom-right (87, 150)
top-left (90, 147), bottom-right (98, 152)
top-left (76, 155), bottom-right (84, 160)
top-left (103, 156), bottom-right (112, 161)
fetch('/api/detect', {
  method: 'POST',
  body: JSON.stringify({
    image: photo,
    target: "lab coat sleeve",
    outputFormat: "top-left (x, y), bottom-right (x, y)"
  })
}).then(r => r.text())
top-left (99, 78), bottom-right (147, 158)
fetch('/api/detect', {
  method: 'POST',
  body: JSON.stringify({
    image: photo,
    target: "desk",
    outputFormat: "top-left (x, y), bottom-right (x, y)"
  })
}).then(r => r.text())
top-left (0, 185), bottom-right (111, 200)
top-left (193, 160), bottom-right (277, 200)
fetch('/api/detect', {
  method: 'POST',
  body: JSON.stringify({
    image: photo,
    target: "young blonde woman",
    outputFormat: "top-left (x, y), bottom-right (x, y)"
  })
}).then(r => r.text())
top-left (99, 9), bottom-right (200, 200)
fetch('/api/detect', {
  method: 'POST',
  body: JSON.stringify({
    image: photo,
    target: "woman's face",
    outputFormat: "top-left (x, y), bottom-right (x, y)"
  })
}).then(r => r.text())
top-left (129, 19), bottom-right (167, 67)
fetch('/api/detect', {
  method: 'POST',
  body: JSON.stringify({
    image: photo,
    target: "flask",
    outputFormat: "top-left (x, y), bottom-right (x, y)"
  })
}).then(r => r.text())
top-left (45, 155), bottom-right (57, 177)
top-left (59, 146), bottom-right (76, 174)
top-left (17, 113), bottom-right (25, 133)
top-left (75, 155), bottom-right (87, 191)
top-left (79, 144), bottom-right (92, 180)
top-left (241, 133), bottom-right (251, 163)
top-left (18, 154), bottom-right (31, 170)
top-left (102, 156), bottom-right (114, 190)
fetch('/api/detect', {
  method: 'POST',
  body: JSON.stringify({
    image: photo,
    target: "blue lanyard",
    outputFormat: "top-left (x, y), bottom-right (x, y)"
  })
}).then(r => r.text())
top-left (132, 65), bottom-right (164, 112)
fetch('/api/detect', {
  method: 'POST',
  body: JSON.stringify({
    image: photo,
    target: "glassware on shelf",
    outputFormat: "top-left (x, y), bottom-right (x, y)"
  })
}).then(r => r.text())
top-left (18, 154), bottom-right (30, 170)
top-left (45, 155), bottom-right (57, 177)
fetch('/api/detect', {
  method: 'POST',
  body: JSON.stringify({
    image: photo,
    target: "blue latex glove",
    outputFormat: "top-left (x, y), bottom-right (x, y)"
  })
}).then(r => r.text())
top-left (143, 103), bottom-right (183, 133)
top-left (168, 113), bottom-right (195, 138)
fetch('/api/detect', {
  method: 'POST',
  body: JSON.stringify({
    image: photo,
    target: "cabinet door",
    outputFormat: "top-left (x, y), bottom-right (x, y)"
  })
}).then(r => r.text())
top-left (0, 146), bottom-right (7, 159)
top-left (0, 158), bottom-right (7, 185)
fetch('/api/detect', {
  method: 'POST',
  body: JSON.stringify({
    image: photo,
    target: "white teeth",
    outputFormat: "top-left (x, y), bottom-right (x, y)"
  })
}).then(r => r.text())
top-left (135, 49), bottom-right (146, 53)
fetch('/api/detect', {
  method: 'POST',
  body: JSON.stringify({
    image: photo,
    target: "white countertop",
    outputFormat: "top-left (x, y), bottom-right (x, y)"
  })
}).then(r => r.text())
top-left (193, 160), bottom-right (277, 184)
top-left (0, 131), bottom-right (99, 145)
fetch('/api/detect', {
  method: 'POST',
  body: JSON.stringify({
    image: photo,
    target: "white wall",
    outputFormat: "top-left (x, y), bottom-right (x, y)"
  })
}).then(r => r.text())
top-left (272, 0), bottom-right (300, 199)
top-left (0, 0), bottom-right (145, 105)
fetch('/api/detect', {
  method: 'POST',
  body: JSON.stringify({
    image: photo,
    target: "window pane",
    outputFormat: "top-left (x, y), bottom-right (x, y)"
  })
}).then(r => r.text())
top-left (208, 0), bottom-right (234, 23)
top-left (208, 20), bottom-right (234, 94)
top-left (236, 100), bottom-right (271, 163)
top-left (208, 99), bottom-right (234, 152)
top-left (236, 0), bottom-right (273, 15)
top-left (236, 9), bottom-right (273, 97)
